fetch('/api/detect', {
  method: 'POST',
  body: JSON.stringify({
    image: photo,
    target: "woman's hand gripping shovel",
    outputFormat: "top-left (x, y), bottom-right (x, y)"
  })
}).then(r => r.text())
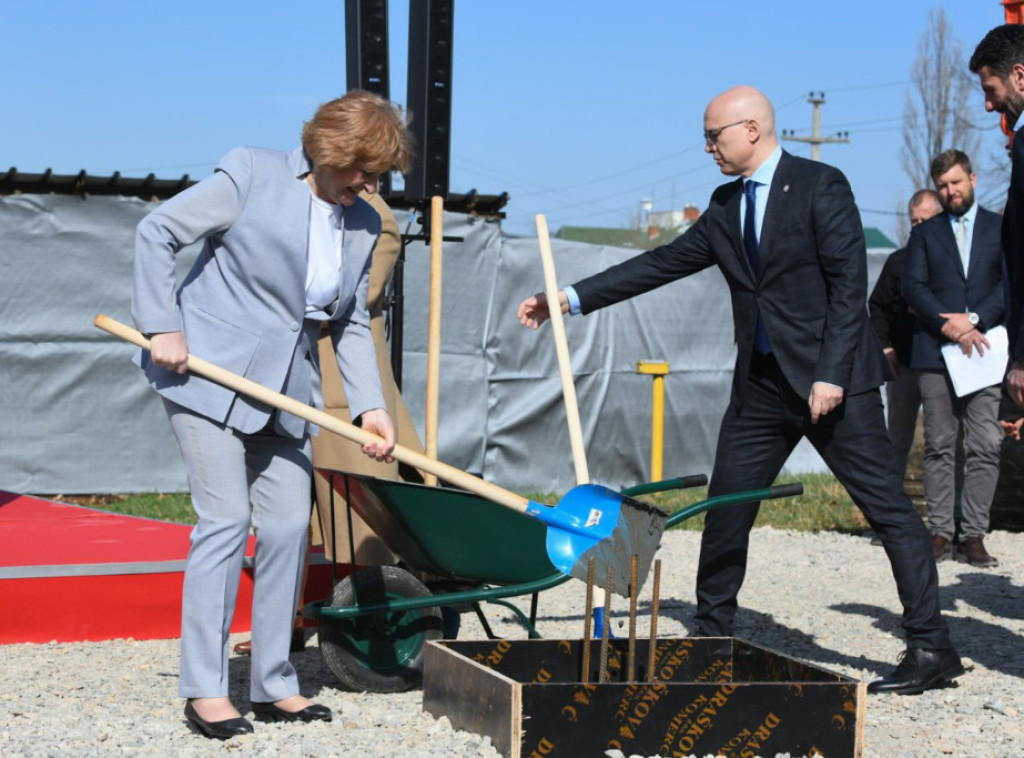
top-left (93, 314), bottom-right (667, 596)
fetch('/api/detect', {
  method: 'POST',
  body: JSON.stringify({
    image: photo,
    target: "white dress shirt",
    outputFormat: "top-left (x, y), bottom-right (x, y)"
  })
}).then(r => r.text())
top-left (305, 193), bottom-right (344, 320)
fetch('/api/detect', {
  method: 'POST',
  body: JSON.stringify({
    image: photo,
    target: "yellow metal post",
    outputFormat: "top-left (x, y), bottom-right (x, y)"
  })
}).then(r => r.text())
top-left (636, 360), bottom-right (670, 481)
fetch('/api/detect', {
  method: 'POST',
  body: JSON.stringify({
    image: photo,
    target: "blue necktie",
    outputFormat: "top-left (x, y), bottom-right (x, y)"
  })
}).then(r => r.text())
top-left (744, 180), bottom-right (771, 354)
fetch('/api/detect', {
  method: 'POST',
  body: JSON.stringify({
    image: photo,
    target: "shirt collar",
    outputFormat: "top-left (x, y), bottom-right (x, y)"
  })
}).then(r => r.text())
top-left (746, 146), bottom-right (783, 188)
top-left (1015, 111), bottom-right (1024, 132)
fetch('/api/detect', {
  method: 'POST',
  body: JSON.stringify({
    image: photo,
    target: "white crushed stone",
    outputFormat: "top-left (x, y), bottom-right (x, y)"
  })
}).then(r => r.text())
top-left (1, 527), bottom-right (1021, 757)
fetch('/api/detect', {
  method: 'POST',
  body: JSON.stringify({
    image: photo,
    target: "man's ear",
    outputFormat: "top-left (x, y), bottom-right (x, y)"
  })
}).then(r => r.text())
top-left (1011, 62), bottom-right (1024, 94)
top-left (746, 118), bottom-right (760, 143)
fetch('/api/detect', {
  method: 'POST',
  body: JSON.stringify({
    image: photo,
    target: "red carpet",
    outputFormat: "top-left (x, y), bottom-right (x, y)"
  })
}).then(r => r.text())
top-left (0, 492), bottom-right (334, 644)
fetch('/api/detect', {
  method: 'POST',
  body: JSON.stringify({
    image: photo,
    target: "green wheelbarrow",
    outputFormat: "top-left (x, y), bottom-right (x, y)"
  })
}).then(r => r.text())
top-left (306, 469), bottom-right (803, 693)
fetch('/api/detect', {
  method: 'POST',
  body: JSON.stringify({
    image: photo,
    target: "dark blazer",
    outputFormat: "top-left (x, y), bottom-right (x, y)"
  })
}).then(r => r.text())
top-left (573, 151), bottom-right (886, 406)
top-left (868, 247), bottom-right (916, 367)
top-left (903, 207), bottom-right (1004, 371)
top-left (1005, 125), bottom-right (1024, 358)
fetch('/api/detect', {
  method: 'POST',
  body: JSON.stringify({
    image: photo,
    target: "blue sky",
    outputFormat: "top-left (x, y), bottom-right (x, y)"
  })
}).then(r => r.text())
top-left (0, 1), bottom-right (1010, 239)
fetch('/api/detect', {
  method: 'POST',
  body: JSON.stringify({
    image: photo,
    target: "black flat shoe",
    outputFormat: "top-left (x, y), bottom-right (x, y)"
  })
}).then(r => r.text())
top-left (184, 701), bottom-right (254, 739)
top-left (252, 701), bottom-right (333, 723)
top-left (867, 647), bottom-right (965, 695)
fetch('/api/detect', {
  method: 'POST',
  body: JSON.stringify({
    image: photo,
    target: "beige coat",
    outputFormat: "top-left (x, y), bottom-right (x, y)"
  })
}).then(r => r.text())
top-left (311, 193), bottom-right (424, 563)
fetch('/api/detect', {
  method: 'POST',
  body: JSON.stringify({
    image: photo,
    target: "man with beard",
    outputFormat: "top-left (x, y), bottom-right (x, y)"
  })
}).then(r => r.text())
top-left (903, 149), bottom-right (1004, 567)
top-left (971, 25), bottom-right (1024, 406)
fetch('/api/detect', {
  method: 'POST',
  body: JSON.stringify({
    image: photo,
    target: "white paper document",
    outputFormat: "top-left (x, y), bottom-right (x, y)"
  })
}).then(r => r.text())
top-left (940, 324), bottom-right (1008, 397)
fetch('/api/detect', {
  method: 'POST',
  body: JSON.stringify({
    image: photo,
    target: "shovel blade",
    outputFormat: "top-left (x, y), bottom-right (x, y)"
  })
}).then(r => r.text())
top-left (529, 484), bottom-right (667, 597)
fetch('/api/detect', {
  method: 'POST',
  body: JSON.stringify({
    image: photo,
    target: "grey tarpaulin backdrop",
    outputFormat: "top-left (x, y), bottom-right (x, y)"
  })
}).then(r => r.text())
top-left (0, 194), bottom-right (892, 494)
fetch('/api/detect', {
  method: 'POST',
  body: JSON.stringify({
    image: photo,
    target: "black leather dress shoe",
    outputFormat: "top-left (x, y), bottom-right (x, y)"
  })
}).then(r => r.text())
top-left (251, 701), bottom-right (333, 723)
top-left (184, 701), bottom-right (254, 739)
top-left (867, 647), bottom-right (965, 695)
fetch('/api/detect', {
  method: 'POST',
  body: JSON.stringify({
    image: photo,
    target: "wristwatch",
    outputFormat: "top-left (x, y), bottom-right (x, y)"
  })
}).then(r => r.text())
top-left (968, 312), bottom-right (980, 327)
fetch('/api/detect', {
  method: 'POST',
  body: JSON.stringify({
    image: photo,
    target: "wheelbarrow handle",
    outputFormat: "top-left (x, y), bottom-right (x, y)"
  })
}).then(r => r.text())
top-left (622, 474), bottom-right (708, 497)
top-left (93, 314), bottom-right (531, 514)
top-left (769, 483), bottom-right (804, 498)
top-left (665, 481), bottom-right (804, 528)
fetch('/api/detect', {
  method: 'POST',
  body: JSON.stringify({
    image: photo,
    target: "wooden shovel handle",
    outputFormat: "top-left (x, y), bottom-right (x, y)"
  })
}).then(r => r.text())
top-left (538, 215), bottom-right (611, 607)
top-left (536, 214), bottom-right (590, 485)
top-left (93, 314), bottom-right (528, 513)
top-left (424, 195), bottom-right (444, 486)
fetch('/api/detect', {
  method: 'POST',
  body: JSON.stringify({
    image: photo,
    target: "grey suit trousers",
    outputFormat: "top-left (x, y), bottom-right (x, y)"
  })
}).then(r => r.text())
top-left (917, 371), bottom-right (1001, 540)
top-left (164, 399), bottom-right (312, 702)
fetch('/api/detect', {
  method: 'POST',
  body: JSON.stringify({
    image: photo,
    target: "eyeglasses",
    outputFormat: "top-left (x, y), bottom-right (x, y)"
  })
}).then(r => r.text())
top-left (703, 119), bottom-right (749, 145)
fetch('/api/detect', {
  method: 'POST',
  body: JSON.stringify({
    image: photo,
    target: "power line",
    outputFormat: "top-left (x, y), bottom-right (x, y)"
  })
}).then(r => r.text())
top-left (826, 80), bottom-right (907, 93)
top-left (450, 156), bottom-right (630, 214)
top-left (785, 116), bottom-right (903, 134)
top-left (775, 80), bottom-right (908, 111)
top-left (535, 163), bottom-right (717, 215)
top-left (454, 142), bottom-right (708, 202)
top-left (512, 144), bottom-right (704, 198)
top-left (846, 127), bottom-right (902, 135)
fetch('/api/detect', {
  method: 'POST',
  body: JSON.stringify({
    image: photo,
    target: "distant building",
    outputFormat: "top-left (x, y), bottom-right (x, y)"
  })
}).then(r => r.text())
top-left (555, 204), bottom-right (701, 251)
top-left (557, 203), bottom-right (896, 254)
top-left (864, 227), bottom-right (897, 251)
top-left (648, 204), bottom-right (701, 231)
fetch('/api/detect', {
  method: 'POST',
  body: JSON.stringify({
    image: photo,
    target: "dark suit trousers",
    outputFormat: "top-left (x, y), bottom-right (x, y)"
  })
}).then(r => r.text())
top-left (695, 352), bottom-right (950, 649)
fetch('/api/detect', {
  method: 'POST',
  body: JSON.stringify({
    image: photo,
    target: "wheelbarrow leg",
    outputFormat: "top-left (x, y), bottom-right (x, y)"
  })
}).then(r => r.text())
top-left (472, 603), bottom-right (498, 640)
top-left (326, 472), bottom-right (358, 588)
top-left (440, 606), bottom-right (461, 639)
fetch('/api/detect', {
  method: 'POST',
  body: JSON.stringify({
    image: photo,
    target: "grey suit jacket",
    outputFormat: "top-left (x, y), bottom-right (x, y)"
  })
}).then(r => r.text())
top-left (132, 146), bottom-right (385, 437)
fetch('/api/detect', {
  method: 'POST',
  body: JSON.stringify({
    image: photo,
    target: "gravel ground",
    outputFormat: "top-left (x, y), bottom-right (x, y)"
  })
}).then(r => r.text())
top-left (1, 527), bottom-right (1021, 758)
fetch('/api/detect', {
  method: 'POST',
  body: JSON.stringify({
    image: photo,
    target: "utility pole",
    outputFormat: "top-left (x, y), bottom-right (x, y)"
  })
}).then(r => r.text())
top-left (781, 92), bottom-right (849, 162)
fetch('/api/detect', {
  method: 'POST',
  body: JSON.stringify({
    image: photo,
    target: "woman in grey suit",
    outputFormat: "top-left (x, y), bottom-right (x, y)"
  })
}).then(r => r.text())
top-left (131, 91), bottom-right (411, 739)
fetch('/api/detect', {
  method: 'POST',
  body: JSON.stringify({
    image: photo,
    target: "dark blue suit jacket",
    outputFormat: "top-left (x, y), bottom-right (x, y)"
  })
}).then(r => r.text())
top-left (572, 151), bottom-right (886, 406)
top-left (1005, 126), bottom-right (1024, 359)
top-left (902, 207), bottom-right (1004, 371)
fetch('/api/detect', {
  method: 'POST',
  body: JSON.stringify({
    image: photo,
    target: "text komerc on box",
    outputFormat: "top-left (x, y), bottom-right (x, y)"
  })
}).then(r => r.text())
top-left (423, 637), bottom-right (864, 758)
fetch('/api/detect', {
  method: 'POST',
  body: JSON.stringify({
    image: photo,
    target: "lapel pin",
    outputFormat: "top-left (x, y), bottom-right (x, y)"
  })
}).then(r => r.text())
top-left (783, 184), bottom-right (790, 192)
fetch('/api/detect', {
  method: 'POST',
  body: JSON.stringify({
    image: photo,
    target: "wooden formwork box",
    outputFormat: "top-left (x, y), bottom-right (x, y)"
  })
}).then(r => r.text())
top-left (423, 637), bottom-right (864, 758)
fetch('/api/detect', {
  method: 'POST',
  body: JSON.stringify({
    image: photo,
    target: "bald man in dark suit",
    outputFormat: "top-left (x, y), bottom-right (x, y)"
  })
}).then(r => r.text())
top-left (518, 86), bottom-right (961, 695)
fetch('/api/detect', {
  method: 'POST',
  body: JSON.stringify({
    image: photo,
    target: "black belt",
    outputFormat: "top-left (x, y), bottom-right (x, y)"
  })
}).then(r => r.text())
top-left (749, 349), bottom-right (777, 375)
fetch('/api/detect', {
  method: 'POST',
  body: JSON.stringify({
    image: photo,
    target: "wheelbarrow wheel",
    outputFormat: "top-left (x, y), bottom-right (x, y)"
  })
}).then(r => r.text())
top-left (319, 565), bottom-right (443, 693)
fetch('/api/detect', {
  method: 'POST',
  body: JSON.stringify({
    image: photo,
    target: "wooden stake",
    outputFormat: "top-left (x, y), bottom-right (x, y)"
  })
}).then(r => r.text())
top-left (581, 556), bottom-right (595, 684)
top-left (598, 566), bottom-right (612, 682)
top-left (647, 559), bottom-right (662, 682)
top-left (627, 553), bottom-right (638, 682)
